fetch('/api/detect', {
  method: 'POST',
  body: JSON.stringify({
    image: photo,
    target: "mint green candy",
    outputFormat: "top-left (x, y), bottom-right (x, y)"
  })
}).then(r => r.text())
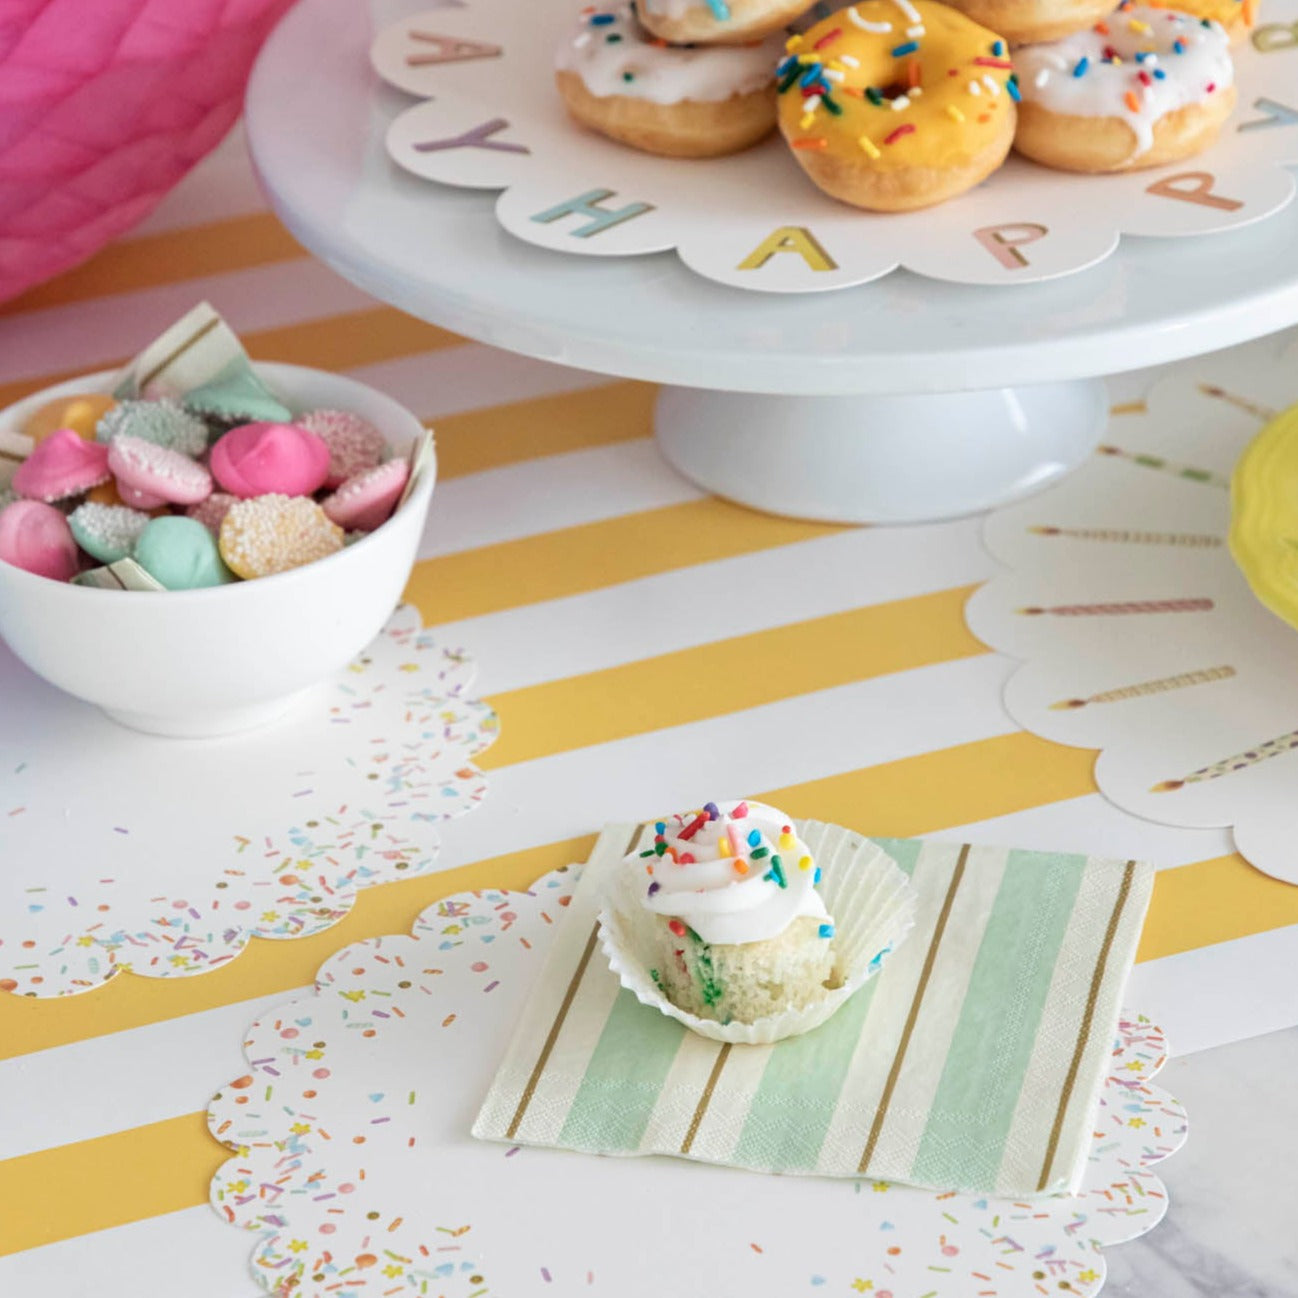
top-left (68, 502), bottom-right (151, 564)
top-left (134, 515), bottom-right (237, 590)
top-left (182, 359), bottom-right (291, 425)
top-left (95, 399), bottom-right (209, 456)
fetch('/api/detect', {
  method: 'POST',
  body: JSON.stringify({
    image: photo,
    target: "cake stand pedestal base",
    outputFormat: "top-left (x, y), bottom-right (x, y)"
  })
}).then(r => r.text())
top-left (655, 379), bottom-right (1109, 524)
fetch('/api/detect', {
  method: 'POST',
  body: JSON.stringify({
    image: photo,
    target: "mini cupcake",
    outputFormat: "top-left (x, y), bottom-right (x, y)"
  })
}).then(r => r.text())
top-left (601, 799), bottom-right (916, 1042)
top-left (634, 800), bottom-right (834, 1023)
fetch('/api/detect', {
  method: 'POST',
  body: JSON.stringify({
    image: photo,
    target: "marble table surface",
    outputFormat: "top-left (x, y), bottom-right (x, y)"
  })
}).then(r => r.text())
top-left (1105, 1026), bottom-right (1298, 1296)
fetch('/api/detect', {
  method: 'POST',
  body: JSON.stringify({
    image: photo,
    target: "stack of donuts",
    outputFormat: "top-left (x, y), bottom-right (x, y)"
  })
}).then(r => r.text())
top-left (554, 0), bottom-right (1249, 210)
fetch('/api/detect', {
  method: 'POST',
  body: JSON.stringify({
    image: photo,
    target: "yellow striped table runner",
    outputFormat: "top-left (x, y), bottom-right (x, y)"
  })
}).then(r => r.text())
top-left (0, 127), bottom-right (1295, 1289)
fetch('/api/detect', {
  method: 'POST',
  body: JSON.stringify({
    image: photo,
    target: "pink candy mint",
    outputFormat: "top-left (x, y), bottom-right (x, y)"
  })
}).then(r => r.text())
top-left (0, 500), bottom-right (79, 581)
top-left (322, 458), bottom-right (410, 532)
top-left (12, 428), bottom-right (110, 502)
top-left (209, 422), bottom-right (331, 498)
top-left (107, 435), bottom-right (212, 507)
top-left (299, 409), bottom-right (387, 488)
top-left (187, 492), bottom-right (238, 536)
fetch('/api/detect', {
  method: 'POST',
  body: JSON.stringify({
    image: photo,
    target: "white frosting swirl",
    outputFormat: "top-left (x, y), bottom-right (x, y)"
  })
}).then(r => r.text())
top-left (555, 3), bottom-right (782, 104)
top-left (628, 799), bottom-right (830, 945)
top-left (1013, 4), bottom-right (1233, 157)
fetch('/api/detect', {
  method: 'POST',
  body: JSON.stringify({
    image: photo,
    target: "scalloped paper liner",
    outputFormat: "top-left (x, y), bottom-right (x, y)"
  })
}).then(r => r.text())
top-left (965, 331), bottom-right (1298, 884)
top-left (209, 865), bottom-right (1185, 1298)
top-left (599, 819), bottom-right (917, 1043)
top-left (374, 0), bottom-right (1298, 292)
top-left (0, 605), bottom-right (496, 996)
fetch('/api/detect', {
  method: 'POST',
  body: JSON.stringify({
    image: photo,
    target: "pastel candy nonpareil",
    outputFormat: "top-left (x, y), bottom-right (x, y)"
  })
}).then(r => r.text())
top-left (107, 434), bottom-right (212, 508)
top-left (96, 399), bottom-right (209, 457)
top-left (12, 428), bottom-right (111, 501)
top-left (186, 492), bottom-right (238, 537)
top-left (22, 393), bottom-right (116, 443)
top-left (134, 515), bottom-right (236, 590)
top-left (299, 408), bottom-right (387, 488)
top-left (68, 502), bottom-right (151, 564)
top-left (322, 458), bottom-right (410, 532)
top-left (0, 499), bottom-right (79, 581)
top-left (219, 494), bottom-right (343, 579)
top-left (209, 422), bottom-right (331, 498)
top-left (180, 358), bottom-right (293, 425)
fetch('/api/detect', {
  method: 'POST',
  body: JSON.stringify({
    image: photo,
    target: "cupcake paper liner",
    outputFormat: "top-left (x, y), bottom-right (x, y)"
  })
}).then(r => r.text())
top-left (598, 818), bottom-right (917, 1045)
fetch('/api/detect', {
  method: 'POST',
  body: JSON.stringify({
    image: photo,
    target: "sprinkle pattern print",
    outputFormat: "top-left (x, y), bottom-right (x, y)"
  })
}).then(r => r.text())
top-left (209, 867), bottom-right (1185, 1298)
top-left (0, 606), bottom-right (497, 996)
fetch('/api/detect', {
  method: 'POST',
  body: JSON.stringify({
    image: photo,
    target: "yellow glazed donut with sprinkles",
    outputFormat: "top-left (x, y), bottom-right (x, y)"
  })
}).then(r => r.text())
top-left (555, 2), bottom-right (784, 156)
top-left (778, 0), bottom-right (1018, 211)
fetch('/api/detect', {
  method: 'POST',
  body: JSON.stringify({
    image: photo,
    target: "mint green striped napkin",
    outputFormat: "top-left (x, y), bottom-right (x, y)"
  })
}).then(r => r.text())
top-left (473, 824), bottom-right (1153, 1197)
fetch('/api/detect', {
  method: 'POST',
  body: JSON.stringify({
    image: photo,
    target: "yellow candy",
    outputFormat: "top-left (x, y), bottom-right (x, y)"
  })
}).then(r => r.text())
top-left (86, 479), bottom-right (125, 507)
top-left (23, 393), bottom-right (115, 443)
top-left (219, 494), bottom-right (343, 580)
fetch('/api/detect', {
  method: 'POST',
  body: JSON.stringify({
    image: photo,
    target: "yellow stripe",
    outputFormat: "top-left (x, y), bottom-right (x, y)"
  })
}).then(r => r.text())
top-left (402, 498), bottom-right (846, 624)
top-left (0, 213), bottom-right (305, 316)
top-left (0, 1113), bottom-right (223, 1256)
top-left (433, 382), bottom-right (655, 480)
top-left (482, 586), bottom-right (984, 768)
top-left (0, 306), bottom-right (465, 410)
top-left (1138, 852), bottom-right (1298, 961)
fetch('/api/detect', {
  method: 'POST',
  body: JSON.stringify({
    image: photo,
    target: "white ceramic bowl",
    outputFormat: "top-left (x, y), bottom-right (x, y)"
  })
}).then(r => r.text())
top-left (0, 362), bottom-right (436, 737)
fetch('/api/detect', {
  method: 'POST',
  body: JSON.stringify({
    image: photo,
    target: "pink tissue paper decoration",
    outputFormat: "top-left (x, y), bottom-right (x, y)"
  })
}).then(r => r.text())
top-left (0, 0), bottom-right (296, 305)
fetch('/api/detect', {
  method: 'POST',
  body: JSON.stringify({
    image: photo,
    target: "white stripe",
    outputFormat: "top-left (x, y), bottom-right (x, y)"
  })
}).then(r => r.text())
top-left (641, 1033), bottom-right (734, 1152)
top-left (681, 1031), bottom-right (773, 1162)
top-left (445, 654), bottom-right (1018, 866)
top-left (348, 349), bottom-right (617, 422)
top-left (931, 792), bottom-right (1233, 869)
top-left (446, 517), bottom-right (994, 692)
top-left (0, 991), bottom-right (296, 1160)
top-left (1126, 923), bottom-right (1298, 1056)
top-left (0, 259), bottom-right (378, 388)
top-left (417, 440), bottom-right (703, 559)
top-left (0, 1205), bottom-right (251, 1295)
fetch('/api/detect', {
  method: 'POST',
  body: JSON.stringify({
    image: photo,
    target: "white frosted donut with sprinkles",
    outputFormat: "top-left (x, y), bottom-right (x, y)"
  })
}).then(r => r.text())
top-left (1012, 2), bottom-right (1234, 171)
top-left (555, 3), bottom-right (783, 157)
top-left (637, 0), bottom-right (822, 45)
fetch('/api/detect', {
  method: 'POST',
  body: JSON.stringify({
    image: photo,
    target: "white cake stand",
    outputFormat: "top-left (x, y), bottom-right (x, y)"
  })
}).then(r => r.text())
top-left (245, 0), bottom-right (1298, 522)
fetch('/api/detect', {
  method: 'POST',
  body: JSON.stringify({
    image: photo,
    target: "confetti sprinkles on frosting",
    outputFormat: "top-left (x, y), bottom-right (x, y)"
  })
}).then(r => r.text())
top-left (778, 0), bottom-right (1014, 163)
top-left (1012, 2), bottom-right (1233, 157)
top-left (556, 2), bottom-right (781, 104)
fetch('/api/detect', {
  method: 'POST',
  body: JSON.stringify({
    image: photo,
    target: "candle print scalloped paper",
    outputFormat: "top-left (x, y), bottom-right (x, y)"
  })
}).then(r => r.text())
top-left (966, 332), bottom-right (1298, 885)
top-left (0, 605), bottom-right (496, 997)
top-left (208, 863), bottom-right (1186, 1298)
top-left (372, 0), bottom-right (1298, 292)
